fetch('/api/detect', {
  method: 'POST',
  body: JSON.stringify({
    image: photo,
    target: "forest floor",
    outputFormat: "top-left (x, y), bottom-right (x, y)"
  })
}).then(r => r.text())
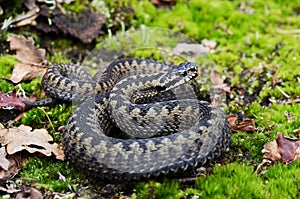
top-left (0, 0), bottom-right (300, 198)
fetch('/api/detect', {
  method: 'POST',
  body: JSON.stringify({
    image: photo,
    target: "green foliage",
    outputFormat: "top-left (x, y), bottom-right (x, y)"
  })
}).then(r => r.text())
top-left (133, 180), bottom-right (180, 199)
top-left (20, 158), bottom-right (86, 192)
top-left (0, 55), bottom-right (17, 78)
top-left (1, 0), bottom-right (300, 196)
top-left (21, 104), bottom-right (72, 141)
top-left (63, 0), bottom-right (89, 13)
top-left (134, 162), bottom-right (300, 199)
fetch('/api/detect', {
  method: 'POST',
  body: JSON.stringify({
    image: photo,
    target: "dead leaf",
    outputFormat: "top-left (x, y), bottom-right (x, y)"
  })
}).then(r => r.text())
top-left (52, 8), bottom-right (105, 43)
top-left (227, 115), bottom-right (257, 132)
top-left (210, 71), bottom-right (231, 106)
top-left (261, 140), bottom-right (281, 162)
top-left (173, 43), bottom-right (208, 59)
top-left (7, 34), bottom-right (47, 83)
top-left (9, 63), bottom-right (47, 84)
top-left (0, 124), bottom-right (64, 160)
top-left (0, 147), bottom-right (10, 170)
top-left (210, 71), bottom-right (231, 93)
top-left (7, 34), bottom-right (45, 64)
top-left (0, 152), bottom-right (29, 180)
top-left (262, 133), bottom-right (300, 164)
top-left (0, 89), bottom-right (36, 111)
top-left (201, 39), bottom-right (217, 51)
top-left (0, 89), bottom-right (37, 124)
top-left (16, 186), bottom-right (42, 199)
top-left (152, 0), bottom-right (176, 7)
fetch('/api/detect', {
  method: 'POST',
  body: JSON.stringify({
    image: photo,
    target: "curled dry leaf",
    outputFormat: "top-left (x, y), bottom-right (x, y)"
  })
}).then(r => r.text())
top-left (262, 132), bottom-right (300, 164)
top-left (7, 34), bottom-right (47, 83)
top-left (0, 124), bottom-right (64, 160)
top-left (0, 89), bottom-right (37, 123)
top-left (201, 39), bottom-right (217, 51)
top-left (173, 43), bottom-right (208, 59)
top-left (0, 89), bottom-right (36, 111)
top-left (210, 70), bottom-right (231, 106)
top-left (0, 147), bottom-right (10, 170)
top-left (16, 187), bottom-right (42, 199)
top-left (227, 115), bottom-right (257, 132)
top-left (152, 0), bottom-right (176, 7)
top-left (52, 8), bottom-right (105, 43)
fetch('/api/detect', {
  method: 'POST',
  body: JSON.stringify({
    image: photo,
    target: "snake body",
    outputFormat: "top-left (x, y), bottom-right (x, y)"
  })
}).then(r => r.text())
top-left (39, 58), bottom-right (231, 181)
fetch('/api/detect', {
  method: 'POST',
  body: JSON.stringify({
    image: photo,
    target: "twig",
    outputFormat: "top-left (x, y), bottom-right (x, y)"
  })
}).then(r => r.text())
top-left (37, 107), bottom-right (56, 133)
top-left (277, 29), bottom-right (300, 34)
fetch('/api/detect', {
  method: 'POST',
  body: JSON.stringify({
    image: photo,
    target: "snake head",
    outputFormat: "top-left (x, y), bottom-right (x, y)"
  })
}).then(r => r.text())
top-left (176, 62), bottom-right (198, 79)
top-left (158, 62), bottom-right (198, 91)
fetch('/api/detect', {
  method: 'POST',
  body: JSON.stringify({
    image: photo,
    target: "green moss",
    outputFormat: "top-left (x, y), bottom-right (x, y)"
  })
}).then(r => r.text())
top-left (0, 55), bottom-right (17, 78)
top-left (62, 0), bottom-right (90, 13)
top-left (134, 162), bottom-right (300, 199)
top-left (133, 180), bottom-right (180, 199)
top-left (2, 0), bottom-right (300, 197)
top-left (20, 158), bottom-right (86, 192)
top-left (21, 104), bottom-right (72, 142)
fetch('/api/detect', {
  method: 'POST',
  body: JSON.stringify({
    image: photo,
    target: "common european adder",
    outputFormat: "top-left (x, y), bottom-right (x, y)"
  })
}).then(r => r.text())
top-left (31, 58), bottom-right (231, 181)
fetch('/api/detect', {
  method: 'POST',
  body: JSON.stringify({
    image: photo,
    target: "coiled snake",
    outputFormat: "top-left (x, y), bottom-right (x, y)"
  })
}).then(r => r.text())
top-left (32, 58), bottom-right (231, 181)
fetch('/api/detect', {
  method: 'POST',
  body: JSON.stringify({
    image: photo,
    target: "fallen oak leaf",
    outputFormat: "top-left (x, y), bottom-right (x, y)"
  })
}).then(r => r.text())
top-left (261, 140), bottom-right (281, 162)
top-left (227, 115), bottom-right (257, 132)
top-left (201, 39), bottom-right (217, 51)
top-left (277, 133), bottom-right (300, 163)
top-left (0, 151), bottom-right (29, 180)
top-left (210, 71), bottom-right (231, 94)
top-left (0, 89), bottom-right (36, 111)
top-left (173, 43), bottom-right (208, 59)
top-left (210, 71), bottom-right (231, 106)
top-left (7, 34), bottom-right (47, 83)
top-left (152, 0), bottom-right (176, 7)
top-left (262, 132), bottom-right (300, 164)
top-left (0, 124), bottom-right (64, 160)
top-left (52, 8), bottom-right (105, 43)
top-left (0, 147), bottom-right (10, 170)
top-left (7, 34), bottom-right (45, 63)
top-left (0, 89), bottom-right (37, 124)
top-left (9, 63), bottom-right (47, 84)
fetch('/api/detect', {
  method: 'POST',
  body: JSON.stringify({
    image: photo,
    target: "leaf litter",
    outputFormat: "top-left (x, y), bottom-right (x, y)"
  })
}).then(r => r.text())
top-left (262, 132), bottom-right (300, 164)
top-left (0, 123), bottom-right (64, 180)
top-left (7, 34), bottom-right (48, 83)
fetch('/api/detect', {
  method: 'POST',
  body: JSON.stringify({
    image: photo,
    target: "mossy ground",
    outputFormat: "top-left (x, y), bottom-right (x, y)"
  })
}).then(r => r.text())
top-left (1, 0), bottom-right (300, 198)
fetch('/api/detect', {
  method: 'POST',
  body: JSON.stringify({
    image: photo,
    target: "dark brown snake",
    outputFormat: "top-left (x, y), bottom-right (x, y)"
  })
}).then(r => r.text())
top-left (29, 58), bottom-right (231, 181)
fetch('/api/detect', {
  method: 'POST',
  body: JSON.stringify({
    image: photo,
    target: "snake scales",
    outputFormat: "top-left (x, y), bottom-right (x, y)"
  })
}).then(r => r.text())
top-left (34, 58), bottom-right (231, 181)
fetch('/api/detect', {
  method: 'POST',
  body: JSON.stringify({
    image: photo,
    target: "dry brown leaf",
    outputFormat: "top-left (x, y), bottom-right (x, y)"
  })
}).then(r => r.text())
top-left (201, 39), bottom-right (217, 50)
top-left (210, 71), bottom-right (231, 106)
top-left (0, 89), bottom-right (36, 111)
top-left (262, 132), bottom-right (300, 164)
top-left (227, 115), bottom-right (257, 132)
top-left (0, 124), bottom-right (64, 160)
top-left (16, 187), bottom-right (42, 199)
top-left (0, 147), bottom-right (10, 170)
top-left (261, 140), bottom-right (281, 162)
top-left (7, 34), bottom-right (45, 63)
top-left (7, 34), bottom-right (47, 83)
top-left (52, 8), bottom-right (105, 43)
top-left (173, 43), bottom-right (208, 59)
top-left (152, 0), bottom-right (176, 7)
top-left (210, 71), bottom-right (231, 94)
top-left (9, 63), bottom-right (47, 84)
top-left (0, 152), bottom-right (29, 180)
